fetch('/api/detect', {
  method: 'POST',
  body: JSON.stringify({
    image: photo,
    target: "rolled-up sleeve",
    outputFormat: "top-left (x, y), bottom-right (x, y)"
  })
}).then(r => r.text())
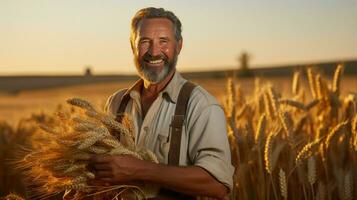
top-left (187, 104), bottom-right (235, 191)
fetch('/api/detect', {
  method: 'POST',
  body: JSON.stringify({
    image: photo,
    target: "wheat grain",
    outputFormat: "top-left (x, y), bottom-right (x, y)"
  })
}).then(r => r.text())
top-left (344, 171), bottom-right (353, 200)
top-left (292, 70), bottom-right (300, 95)
top-left (64, 163), bottom-right (86, 173)
top-left (85, 171), bottom-right (95, 179)
top-left (101, 138), bottom-right (122, 148)
top-left (72, 175), bottom-right (87, 184)
top-left (307, 67), bottom-right (317, 99)
top-left (65, 183), bottom-right (86, 190)
top-left (264, 131), bottom-right (275, 174)
top-left (316, 182), bottom-right (326, 200)
top-left (332, 64), bottom-right (344, 95)
top-left (307, 156), bottom-right (317, 185)
top-left (2, 193), bottom-right (25, 200)
top-left (315, 74), bottom-right (323, 100)
top-left (77, 134), bottom-right (106, 150)
top-left (295, 139), bottom-right (321, 165)
top-left (263, 92), bottom-right (274, 120)
top-left (279, 168), bottom-right (288, 200)
top-left (279, 99), bottom-right (306, 110)
top-left (255, 114), bottom-right (267, 146)
top-left (279, 110), bottom-right (294, 141)
top-left (109, 147), bottom-right (142, 160)
top-left (87, 146), bottom-right (108, 154)
top-left (267, 85), bottom-right (280, 115)
top-left (306, 99), bottom-right (319, 110)
top-left (325, 121), bottom-right (348, 149)
top-left (67, 98), bottom-right (95, 111)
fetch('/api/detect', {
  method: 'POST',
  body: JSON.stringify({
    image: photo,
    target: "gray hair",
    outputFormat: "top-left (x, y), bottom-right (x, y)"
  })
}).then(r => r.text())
top-left (130, 7), bottom-right (182, 47)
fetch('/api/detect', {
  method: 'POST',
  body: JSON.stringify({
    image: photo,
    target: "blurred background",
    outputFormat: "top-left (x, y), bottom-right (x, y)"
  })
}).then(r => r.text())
top-left (1, 0), bottom-right (356, 123)
top-left (0, 1), bottom-right (357, 198)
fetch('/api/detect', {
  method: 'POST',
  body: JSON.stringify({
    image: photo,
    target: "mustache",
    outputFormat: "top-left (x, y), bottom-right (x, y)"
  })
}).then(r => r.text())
top-left (142, 52), bottom-right (168, 61)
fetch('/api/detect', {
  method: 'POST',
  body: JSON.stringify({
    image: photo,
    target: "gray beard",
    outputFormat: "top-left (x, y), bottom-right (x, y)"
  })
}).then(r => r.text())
top-left (135, 53), bottom-right (178, 84)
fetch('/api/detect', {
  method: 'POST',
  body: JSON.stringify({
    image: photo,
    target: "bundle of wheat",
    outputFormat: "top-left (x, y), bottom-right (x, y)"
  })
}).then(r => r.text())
top-left (16, 98), bottom-right (158, 200)
top-left (224, 65), bottom-right (357, 200)
top-left (1, 193), bottom-right (25, 200)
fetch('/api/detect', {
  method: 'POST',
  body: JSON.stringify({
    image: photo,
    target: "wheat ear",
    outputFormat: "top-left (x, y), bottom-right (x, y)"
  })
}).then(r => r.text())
top-left (279, 168), bottom-right (288, 200)
top-left (332, 64), bottom-right (344, 95)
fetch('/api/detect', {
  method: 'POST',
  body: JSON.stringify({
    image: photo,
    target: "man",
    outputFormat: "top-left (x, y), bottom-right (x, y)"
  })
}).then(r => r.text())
top-left (89, 7), bottom-right (234, 199)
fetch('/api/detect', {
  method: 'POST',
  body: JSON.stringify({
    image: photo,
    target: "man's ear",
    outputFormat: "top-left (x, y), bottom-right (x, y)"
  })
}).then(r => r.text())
top-left (176, 39), bottom-right (183, 55)
top-left (130, 41), bottom-right (135, 54)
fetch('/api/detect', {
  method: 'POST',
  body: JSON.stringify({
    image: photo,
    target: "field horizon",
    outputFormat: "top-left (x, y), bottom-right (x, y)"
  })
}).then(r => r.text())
top-left (1, 71), bottom-right (356, 126)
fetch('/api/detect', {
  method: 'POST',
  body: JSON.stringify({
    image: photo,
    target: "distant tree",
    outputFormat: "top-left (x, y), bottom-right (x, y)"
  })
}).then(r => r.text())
top-left (237, 51), bottom-right (252, 76)
top-left (238, 51), bottom-right (250, 70)
top-left (84, 66), bottom-right (93, 76)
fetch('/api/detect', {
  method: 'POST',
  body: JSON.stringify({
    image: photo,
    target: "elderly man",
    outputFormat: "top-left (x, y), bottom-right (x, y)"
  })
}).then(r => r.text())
top-left (89, 7), bottom-right (234, 199)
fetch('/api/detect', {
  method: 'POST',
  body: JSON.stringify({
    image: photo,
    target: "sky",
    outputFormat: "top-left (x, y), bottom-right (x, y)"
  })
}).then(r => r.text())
top-left (1, 0), bottom-right (357, 75)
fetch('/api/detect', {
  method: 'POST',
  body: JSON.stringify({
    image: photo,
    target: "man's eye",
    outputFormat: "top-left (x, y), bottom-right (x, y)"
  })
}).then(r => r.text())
top-left (140, 40), bottom-right (150, 44)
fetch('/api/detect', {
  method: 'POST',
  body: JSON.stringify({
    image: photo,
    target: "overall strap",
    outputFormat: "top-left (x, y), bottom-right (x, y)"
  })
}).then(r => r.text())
top-left (115, 89), bottom-right (130, 123)
top-left (168, 81), bottom-right (196, 166)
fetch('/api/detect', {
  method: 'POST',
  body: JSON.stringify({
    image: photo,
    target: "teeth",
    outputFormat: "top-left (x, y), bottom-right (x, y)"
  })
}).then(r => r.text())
top-left (149, 59), bottom-right (163, 64)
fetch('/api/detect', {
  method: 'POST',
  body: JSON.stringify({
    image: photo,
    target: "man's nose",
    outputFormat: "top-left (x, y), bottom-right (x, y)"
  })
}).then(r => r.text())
top-left (148, 41), bottom-right (161, 56)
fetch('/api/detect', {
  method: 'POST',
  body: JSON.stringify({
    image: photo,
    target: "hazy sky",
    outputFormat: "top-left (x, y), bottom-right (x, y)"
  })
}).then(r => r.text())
top-left (1, 0), bottom-right (357, 75)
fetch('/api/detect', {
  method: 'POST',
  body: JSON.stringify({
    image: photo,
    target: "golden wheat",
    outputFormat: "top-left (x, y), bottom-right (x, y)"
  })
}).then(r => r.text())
top-left (279, 168), bottom-right (288, 200)
top-left (14, 98), bottom-right (158, 200)
top-left (2, 64), bottom-right (356, 200)
top-left (224, 65), bottom-right (356, 200)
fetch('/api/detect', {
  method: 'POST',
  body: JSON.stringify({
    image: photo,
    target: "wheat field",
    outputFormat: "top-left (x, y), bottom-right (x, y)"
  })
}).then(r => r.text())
top-left (0, 66), bottom-right (356, 199)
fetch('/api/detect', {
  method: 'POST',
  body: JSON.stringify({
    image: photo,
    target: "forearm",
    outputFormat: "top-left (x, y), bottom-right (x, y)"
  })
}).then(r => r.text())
top-left (136, 162), bottom-right (228, 199)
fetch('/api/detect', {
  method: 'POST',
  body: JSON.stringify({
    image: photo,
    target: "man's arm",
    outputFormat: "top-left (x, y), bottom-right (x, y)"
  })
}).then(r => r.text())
top-left (89, 155), bottom-right (228, 199)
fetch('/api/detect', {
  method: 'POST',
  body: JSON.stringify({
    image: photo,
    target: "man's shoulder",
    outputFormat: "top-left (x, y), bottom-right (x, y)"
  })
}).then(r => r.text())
top-left (104, 88), bottom-right (128, 117)
top-left (189, 84), bottom-right (220, 107)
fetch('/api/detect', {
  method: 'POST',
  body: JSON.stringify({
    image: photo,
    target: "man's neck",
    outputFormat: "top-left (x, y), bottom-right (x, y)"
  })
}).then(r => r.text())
top-left (140, 69), bottom-right (175, 119)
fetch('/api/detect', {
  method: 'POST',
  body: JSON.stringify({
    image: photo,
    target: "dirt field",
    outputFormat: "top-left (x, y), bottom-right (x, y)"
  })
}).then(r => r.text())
top-left (0, 75), bottom-right (356, 126)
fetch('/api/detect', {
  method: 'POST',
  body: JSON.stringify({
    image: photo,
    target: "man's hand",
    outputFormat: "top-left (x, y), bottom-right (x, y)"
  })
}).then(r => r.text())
top-left (88, 155), bottom-right (148, 184)
top-left (87, 155), bottom-right (228, 199)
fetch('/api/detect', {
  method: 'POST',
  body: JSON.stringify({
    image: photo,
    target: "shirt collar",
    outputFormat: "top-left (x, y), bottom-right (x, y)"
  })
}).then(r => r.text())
top-left (122, 78), bottom-right (143, 101)
top-left (162, 71), bottom-right (186, 103)
top-left (123, 70), bottom-right (186, 104)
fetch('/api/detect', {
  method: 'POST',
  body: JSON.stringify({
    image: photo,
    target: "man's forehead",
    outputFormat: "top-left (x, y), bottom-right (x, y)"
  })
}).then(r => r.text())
top-left (137, 18), bottom-right (174, 33)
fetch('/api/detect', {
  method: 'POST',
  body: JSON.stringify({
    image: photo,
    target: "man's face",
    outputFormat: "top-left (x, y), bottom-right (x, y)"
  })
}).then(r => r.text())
top-left (132, 18), bottom-right (182, 84)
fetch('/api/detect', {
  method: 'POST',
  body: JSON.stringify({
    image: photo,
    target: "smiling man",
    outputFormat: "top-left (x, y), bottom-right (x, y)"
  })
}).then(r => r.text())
top-left (89, 7), bottom-right (234, 199)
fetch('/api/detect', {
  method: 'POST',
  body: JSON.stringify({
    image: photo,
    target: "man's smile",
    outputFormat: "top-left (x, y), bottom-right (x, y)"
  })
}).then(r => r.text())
top-left (143, 57), bottom-right (165, 67)
top-left (145, 58), bottom-right (164, 64)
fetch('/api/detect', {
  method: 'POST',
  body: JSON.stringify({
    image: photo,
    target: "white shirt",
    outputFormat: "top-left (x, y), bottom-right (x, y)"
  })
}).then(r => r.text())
top-left (105, 71), bottom-right (234, 190)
